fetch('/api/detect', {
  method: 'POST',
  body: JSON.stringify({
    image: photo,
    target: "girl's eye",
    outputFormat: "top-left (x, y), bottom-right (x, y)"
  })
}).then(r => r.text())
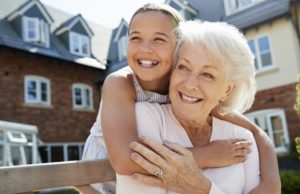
top-left (202, 72), bottom-right (215, 80)
top-left (129, 36), bottom-right (140, 41)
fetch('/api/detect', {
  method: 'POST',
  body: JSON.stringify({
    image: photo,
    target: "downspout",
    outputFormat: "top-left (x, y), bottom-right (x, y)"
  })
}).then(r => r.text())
top-left (291, 0), bottom-right (300, 44)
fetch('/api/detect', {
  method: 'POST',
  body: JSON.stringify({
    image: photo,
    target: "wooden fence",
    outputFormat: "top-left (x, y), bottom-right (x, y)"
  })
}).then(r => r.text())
top-left (0, 159), bottom-right (115, 194)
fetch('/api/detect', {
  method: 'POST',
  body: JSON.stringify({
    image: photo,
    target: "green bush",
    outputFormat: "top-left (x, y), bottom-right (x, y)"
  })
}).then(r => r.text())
top-left (280, 170), bottom-right (300, 194)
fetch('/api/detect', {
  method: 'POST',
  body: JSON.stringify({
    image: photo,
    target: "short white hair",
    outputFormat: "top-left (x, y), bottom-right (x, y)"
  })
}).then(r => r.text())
top-left (174, 20), bottom-right (257, 114)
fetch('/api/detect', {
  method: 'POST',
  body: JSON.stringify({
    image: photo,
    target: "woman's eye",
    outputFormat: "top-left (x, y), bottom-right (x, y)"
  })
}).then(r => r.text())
top-left (154, 38), bottom-right (166, 43)
top-left (177, 64), bottom-right (188, 71)
top-left (202, 72), bottom-right (215, 80)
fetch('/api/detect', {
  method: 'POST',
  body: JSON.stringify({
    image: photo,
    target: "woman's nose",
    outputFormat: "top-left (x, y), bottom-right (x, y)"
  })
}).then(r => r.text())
top-left (184, 75), bottom-right (199, 91)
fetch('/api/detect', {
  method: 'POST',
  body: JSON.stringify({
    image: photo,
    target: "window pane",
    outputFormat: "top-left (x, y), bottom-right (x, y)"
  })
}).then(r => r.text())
top-left (0, 131), bottom-right (3, 142)
top-left (270, 116), bottom-right (284, 147)
top-left (0, 144), bottom-right (3, 166)
top-left (67, 146), bottom-right (80, 161)
top-left (24, 146), bottom-right (33, 164)
top-left (261, 53), bottom-right (272, 67)
top-left (239, 0), bottom-right (252, 7)
top-left (81, 37), bottom-right (89, 55)
top-left (27, 80), bottom-right (37, 100)
top-left (75, 88), bottom-right (82, 105)
top-left (258, 36), bottom-right (270, 52)
top-left (85, 88), bottom-right (90, 107)
top-left (51, 146), bottom-right (64, 162)
top-left (72, 34), bottom-right (80, 53)
top-left (41, 82), bottom-right (48, 102)
top-left (27, 20), bottom-right (37, 39)
top-left (10, 146), bottom-right (22, 165)
top-left (38, 146), bottom-right (48, 163)
top-left (248, 40), bottom-right (258, 70)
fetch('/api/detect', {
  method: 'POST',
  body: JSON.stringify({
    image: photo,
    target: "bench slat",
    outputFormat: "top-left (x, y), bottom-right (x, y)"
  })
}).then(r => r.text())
top-left (0, 159), bottom-right (115, 194)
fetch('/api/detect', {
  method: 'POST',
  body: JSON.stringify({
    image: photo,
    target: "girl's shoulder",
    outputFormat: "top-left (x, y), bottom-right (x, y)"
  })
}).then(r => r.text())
top-left (103, 66), bottom-right (136, 98)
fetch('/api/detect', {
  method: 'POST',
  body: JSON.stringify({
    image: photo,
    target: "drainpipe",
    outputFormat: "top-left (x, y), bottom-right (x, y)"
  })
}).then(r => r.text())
top-left (291, 0), bottom-right (300, 44)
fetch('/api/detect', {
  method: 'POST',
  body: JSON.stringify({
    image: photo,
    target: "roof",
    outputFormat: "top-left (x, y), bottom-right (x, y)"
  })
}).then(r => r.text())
top-left (186, 0), bottom-right (291, 30)
top-left (0, 0), bottom-right (112, 69)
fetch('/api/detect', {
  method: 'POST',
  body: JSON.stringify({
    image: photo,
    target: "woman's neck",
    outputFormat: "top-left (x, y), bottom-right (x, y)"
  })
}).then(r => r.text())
top-left (179, 115), bottom-right (213, 146)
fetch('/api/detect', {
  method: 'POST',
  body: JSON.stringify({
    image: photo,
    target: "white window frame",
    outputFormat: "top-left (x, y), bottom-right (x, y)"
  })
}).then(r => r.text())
top-left (224, 0), bottom-right (258, 15)
top-left (69, 31), bottom-right (91, 57)
top-left (22, 16), bottom-right (50, 47)
top-left (39, 143), bottom-right (84, 162)
top-left (0, 131), bottom-right (4, 166)
top-left (248, 35), bottom-right (275, 73)
top-left (118, 35), bottom-right (128, 61)
top-left (246, 109), bottom-right (290, 155)
top-left (72, 83), bottom-right (93, 110)
top-left (24, 75), bottom-right (51, 106)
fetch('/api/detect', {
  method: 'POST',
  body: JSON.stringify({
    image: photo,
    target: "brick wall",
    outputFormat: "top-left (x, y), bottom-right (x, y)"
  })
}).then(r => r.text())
top-left (0, 47), bottom-right (103, 142)
top-left (249, 83), bottom-right (300, 140)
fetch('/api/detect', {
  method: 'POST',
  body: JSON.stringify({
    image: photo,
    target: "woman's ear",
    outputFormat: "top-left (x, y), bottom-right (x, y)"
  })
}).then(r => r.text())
top-left (220, 84), bottom-right (235, 102)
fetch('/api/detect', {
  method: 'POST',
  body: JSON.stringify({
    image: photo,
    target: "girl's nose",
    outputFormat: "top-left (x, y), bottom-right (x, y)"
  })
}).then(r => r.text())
top-left (140, 41), bottom-right (153, 54)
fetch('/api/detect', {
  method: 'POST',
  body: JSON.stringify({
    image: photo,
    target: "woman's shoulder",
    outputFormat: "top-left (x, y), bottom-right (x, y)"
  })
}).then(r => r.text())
top-left (212, 117), bottom-right (254, 140)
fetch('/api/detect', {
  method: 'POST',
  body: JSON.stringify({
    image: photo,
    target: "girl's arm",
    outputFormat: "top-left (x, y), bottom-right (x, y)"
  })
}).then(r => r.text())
top-left (101, 71), bottom-right (148, 175)
top-left (215, 112), bottom-right (281, 194)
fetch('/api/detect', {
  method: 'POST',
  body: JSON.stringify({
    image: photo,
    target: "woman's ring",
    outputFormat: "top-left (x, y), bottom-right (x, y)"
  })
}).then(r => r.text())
top-left (153, 169), bottom-right (165, 178)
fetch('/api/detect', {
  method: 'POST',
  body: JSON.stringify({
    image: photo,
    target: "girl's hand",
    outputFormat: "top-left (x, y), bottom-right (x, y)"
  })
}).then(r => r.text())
top-left (129, 137), bottom-right (211, 194)
top-left (198, 139), bottom-right (252, 168)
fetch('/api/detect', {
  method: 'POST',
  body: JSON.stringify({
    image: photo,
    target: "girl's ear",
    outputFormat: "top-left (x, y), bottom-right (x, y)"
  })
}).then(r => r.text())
top-left (220, 84), bottom-right (235, 102)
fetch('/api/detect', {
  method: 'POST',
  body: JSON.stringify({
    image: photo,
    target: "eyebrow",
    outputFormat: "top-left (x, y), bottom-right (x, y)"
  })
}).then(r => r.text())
top-left (179, 57), bottom-right (219, 71)
top-left (129, 31), bottom-right (170, 39)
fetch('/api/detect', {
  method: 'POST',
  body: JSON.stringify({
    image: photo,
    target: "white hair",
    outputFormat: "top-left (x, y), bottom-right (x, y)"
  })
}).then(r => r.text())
top-left (174, 20), bottom-right (257, 114)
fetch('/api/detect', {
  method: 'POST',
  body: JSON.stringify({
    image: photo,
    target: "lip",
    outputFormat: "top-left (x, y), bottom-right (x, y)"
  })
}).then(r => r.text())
top-left (179, 91), bottom-right (202, 104)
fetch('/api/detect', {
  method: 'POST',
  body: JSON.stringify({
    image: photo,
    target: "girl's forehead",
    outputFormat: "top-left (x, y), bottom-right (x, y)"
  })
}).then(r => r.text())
top-left (130, 11), bottom-right (176, 27)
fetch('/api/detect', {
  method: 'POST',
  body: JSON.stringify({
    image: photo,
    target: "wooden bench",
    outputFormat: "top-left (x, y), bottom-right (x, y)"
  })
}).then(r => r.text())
top-left (0, 159), bottom-right (116, 194)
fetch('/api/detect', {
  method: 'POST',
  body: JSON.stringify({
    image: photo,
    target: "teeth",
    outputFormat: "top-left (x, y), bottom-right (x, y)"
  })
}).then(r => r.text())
top-left (181, 93), bottom-right (200, 102)
top-left (138, 60), bottom-right (158, 67)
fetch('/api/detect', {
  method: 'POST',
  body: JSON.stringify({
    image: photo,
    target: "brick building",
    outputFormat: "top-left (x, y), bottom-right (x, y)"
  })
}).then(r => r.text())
top-left (0, 0), bottom-right (111, 165)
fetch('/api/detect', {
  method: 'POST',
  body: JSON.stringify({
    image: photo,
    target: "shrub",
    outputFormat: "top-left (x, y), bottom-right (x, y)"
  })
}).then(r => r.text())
top-left (280, 170), bottom-right (300, 194)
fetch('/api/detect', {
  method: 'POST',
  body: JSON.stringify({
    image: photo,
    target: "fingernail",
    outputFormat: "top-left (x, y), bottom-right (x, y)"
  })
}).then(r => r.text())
top-left (129, 142), bottom-right (137, 149)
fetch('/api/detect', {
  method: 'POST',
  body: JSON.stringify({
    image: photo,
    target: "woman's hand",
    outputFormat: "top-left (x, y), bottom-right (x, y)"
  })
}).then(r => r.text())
top-left (129, 136), bottom-right (211, 194)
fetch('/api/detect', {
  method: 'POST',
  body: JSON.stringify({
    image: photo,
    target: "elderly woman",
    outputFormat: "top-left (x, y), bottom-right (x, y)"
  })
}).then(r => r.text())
top-left (117, 21), bottom-right (260, 194)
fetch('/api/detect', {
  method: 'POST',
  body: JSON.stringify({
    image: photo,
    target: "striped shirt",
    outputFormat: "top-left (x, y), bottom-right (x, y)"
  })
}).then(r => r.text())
top-left (82, 69), bottom-right (169, 194)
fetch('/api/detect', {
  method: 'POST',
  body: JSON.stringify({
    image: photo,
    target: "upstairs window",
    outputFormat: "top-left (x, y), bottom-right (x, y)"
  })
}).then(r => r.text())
top-left (23, 16), bottom-right (49, 47)
top-left (118, 35), bottom-right (128, 61)
top-left (24, 75), bottom-right (51, 106)
top-left (246, 109), bottom-right (290, 155)
top-left (248, 35), bottom-right (274, 73)
top-left (70, 32), bottom-right (91, 57)
top-left (224, 0), bottom-right (259, 15)
top-left (72, 84), bottom-right (93, 110)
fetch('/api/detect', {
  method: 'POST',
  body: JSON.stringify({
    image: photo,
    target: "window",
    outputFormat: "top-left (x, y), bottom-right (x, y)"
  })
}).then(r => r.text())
top-left (23, 16), bottom-right (49, 47)
top-left (24, 75), bottom-right (51, 106)
top-left (39, 143), bottom-right (84, 162)
top-left (70, 31), bottom-right (91, 57)
top-left (246, 109), bottom-right (290, 155)
top-left (72, 84), bottom-right (93, 110)
top-left (224, 0), bottom-right (257, 15)
top-left (248, 35), bottom-right (274, 72)
top-left (118, 35), bottom-right (128, 61)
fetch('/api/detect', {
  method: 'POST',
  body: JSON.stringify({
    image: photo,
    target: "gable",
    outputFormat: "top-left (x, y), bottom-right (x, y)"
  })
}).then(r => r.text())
top-left (7, 0), bottom-right (53, 24)
top-left (113, 19), bottom-right (128, 42)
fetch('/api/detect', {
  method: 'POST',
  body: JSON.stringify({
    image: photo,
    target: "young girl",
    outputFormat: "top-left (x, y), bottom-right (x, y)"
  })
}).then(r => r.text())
top-left (82, 3), bottom-right (280, 194)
